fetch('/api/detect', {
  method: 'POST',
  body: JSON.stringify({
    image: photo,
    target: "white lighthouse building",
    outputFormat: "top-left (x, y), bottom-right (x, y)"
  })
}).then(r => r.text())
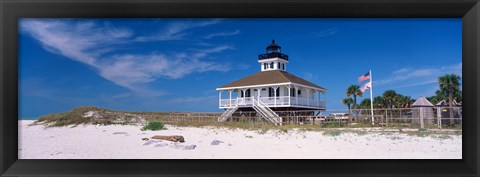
top-left (216, 40), bottom-right (327, 125)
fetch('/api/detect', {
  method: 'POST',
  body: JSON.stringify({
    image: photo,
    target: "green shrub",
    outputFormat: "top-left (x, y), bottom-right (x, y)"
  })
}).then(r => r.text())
top-left (352, 131), bottom-right (368, 136)
top-left (257, 128), bottom-right (269, 134)
top-left (415, 132), bottom-right (429, 137)
top-left (141, 121), bottom-right (165, 131)
top-left (388, 136), bottom-right (403, 140)
top-left (431, 134), bottom-right (451, 139)
top-left (320, 122), bottom-right (346, 128)
top-left (323, 130), bottom-right (342, 136)
top-left (278, 128), bottom-right (288, 134)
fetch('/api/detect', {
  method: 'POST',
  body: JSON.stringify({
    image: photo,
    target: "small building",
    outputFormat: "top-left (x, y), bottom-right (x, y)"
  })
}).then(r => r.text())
top-left (436, 99), bottom-right (462, 125)
top-left (216, 40), bottom-right (327, 125)
top-left (411, 96), bottom-right (435, 127)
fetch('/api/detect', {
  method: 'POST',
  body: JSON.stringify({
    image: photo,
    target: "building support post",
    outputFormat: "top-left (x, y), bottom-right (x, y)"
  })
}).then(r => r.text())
top-left (272, 86), bottom-right (278, 106)
top-left (324, 92), bottom-right (326, 108)
top-left (228, 89), bottom-right (233, 108)
top-left (286, 85), bottom-right (291, 106)
top-left (219, 90), bottom-right (223, 107)
top-left (257, 87), bottom-right (261, 101)
top-left (294, 85), bottom-right (298, 105)
top-left (307, 89), bottom-right (310, 107)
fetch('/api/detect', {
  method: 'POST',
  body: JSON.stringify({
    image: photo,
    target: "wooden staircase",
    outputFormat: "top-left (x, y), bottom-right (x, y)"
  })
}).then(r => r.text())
top-left (252, 98), bottom-right (282, 125)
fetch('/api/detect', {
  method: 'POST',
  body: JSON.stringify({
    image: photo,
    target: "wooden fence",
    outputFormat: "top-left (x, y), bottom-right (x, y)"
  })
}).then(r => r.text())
top-left (141, 107), bottom-right (462, 129)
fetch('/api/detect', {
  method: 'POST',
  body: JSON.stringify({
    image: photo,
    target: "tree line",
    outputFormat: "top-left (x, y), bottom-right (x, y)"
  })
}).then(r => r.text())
top-left (342, 73), bottom-right (461, 113)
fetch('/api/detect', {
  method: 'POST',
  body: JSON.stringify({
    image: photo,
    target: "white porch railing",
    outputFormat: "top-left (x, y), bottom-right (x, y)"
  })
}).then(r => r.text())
top-left (236, 97), bottom-right (253, 106)
top-left (220, 97), bottom-right (325, 108)
top-left (259, 96), bottom-right (290, 106)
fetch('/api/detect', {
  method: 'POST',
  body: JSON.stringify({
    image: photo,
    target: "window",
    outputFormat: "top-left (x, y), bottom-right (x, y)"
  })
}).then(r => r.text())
top-left (241, 89), bottom-right (251, 97)
top-left (290, 88), bottom-right (296, 97)
top-left (278, 62), bottom-right (280, 69)
top-left (282, 63), bottom-right (285, 70)
top-left (263, 63), bottom-right (267, 70)
top-left (269, 87), bottom-right (279, 97)
top-left (298, 90), bottom-right (301, 95)
top-left (270, 62), bottom-right (274, 69)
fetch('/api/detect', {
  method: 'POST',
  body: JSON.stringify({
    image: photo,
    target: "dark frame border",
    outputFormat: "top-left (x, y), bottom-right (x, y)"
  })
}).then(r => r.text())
top-left (1, 0), bottom-right (479, 176)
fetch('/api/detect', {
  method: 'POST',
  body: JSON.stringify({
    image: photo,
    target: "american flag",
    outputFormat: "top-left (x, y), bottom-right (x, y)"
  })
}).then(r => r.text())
top-left (360, 81), bottom-right (371, 92)
top-left (358, 71), bottom-right (370, 82)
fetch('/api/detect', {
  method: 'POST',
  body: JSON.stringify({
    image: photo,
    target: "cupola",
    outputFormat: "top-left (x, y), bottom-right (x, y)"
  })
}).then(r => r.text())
top-left (258, 40), bottom-right (289, 72)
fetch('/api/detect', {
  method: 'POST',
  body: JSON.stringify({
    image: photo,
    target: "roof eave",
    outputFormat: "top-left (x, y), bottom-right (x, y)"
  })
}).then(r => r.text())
top-left (216, 82), bottom-right (327, 92)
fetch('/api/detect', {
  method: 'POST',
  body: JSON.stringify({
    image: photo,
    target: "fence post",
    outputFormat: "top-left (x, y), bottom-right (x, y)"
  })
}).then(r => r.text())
top-left (438, 108), bottom-right (442, 129)
top-left (385, 110), bottom-right (388, 127)
top-left (420, 114), bottom-right (424, 129)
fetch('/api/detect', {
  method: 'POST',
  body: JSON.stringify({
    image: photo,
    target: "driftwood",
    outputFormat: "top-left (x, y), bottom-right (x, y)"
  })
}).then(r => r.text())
top-left (151, 135), bottom-right (185, 143)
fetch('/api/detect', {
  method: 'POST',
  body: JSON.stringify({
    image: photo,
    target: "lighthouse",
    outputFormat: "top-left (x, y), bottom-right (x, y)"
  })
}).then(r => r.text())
top-left (259, 40), bottom-right (288, 71)
top-left (216, 40), bottom-right (327, 125)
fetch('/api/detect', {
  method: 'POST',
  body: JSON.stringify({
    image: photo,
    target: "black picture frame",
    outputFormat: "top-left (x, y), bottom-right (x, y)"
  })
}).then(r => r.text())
top-left (1, 0), bottom-right (479, 176)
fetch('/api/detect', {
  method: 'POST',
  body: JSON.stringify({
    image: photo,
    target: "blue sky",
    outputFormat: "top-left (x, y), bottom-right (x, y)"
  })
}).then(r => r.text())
top-left (19, 18), bottom-right (462, 119)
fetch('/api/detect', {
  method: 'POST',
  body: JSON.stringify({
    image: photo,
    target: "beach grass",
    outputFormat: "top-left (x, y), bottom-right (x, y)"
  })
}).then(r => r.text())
top-left (36, 106), bottom-right (108, 127)
top-left (322, 130), bottom-right (343, 136)
top-left (141, 121), bottom-right (166, 131)
top-left (33, 106), bottom-right (463, 138)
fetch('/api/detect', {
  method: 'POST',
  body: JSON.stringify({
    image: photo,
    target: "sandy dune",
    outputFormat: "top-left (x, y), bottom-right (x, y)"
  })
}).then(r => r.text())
top-left (18, 120), bottom-right (461, 159)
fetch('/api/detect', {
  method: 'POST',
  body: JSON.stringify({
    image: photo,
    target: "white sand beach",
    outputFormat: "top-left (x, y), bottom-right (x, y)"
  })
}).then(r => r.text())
top-left (18, 120), bottom-right (461, 159)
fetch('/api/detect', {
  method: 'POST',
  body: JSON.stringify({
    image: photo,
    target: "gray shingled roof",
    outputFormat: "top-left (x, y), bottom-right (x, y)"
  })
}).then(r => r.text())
top-left (218, 70), bottom-right (326, 90)
top-left (435, 100), bottom-right (461, 106)
top-left (412, 97), bottom-right (434, 107)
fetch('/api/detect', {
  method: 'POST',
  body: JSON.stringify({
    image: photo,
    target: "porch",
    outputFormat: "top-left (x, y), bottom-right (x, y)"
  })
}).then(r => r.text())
top-left (219, 96), bottom-right (326, 109)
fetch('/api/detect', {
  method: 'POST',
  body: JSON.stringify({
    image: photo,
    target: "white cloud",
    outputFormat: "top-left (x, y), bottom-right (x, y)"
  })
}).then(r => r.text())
top-left (135, 19), bottom-right (224, 42)
top-left (204, 30), bottom-right (240, 39)
top-left (375, 63), bottom-right (462, 88)
top-left (313, 27), bottom-right (337, 38)
top-left (20, 19), bottom-right (232, 96)
top-left (21, 19), bottom-right (132, 66)
top-left (192, 45), bottom-right (235, 58)
top-left (392, 68), bottom-right (410, 74)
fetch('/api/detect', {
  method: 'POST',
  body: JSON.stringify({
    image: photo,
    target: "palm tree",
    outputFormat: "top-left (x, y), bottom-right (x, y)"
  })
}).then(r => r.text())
top-left (346, 85), bottom-right (363, 110)
top-left (382, 90), bottom-right (398, 121)
top-left (359, 98), bottom-right (371, 116)
top-left (342, 98), bottom-right (354, 122)
top-left (438, 74), bottom-right (461, 125)
top-left (404, 96), bottom-right (415, 108)
top-left (373, 96), bottom-right (385, 109)
top-left (429, 86), bottom-right (461, 106)
top-left (393, 95), bottom-right (414, 120)
top-left (360, 98), bottom-right (371, 109)
top-left (382, 90), bottom-right (397, 109)
top-left (394, 95), bottom-right (414, 108)
top-left (426, 96), bottom-right (440, 105)
top-left (372, 96), bottom-right (385, 120)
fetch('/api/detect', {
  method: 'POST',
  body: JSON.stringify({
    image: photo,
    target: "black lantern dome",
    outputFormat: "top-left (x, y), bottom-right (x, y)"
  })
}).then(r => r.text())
top-left (266, 40), bottom-right (281, 53)
top-left (258, 40), bottom-right (288, 61)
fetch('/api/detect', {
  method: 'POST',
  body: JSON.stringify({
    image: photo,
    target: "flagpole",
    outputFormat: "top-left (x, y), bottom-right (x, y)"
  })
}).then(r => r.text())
top-left (369, 70), bottom-right (374, 126)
